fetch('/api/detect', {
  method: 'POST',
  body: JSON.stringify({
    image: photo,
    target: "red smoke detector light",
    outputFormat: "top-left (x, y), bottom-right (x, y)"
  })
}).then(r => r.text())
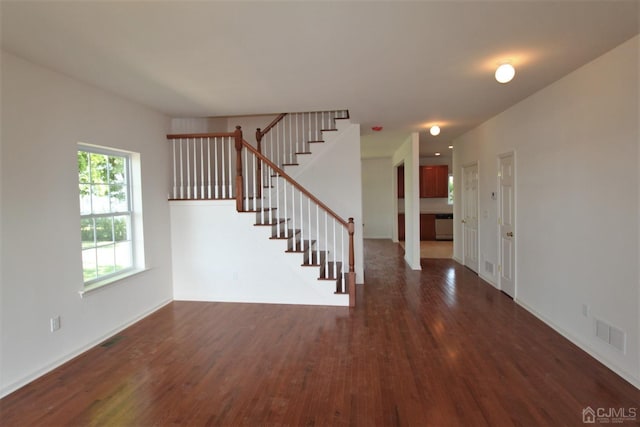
top-left (372, 126), bottom-right (383, 132)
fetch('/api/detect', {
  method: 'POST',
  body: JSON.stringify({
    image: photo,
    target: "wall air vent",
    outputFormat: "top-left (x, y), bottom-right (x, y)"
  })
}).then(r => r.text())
top-left (484, 261), bottom-right (494, 275)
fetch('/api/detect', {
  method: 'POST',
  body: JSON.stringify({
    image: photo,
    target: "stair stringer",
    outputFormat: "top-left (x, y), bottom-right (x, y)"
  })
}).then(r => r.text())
top-left (169, 200), bottom-right (349, 307)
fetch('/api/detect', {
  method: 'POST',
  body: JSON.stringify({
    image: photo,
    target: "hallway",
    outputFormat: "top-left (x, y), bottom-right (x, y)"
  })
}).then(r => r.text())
top-left (1, 240), bottom-right (638, 425)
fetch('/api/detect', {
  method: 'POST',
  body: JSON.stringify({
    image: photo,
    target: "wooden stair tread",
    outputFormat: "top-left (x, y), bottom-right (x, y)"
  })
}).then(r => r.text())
top-left (308, 140), bottom-right (324, 144)
top-left (282, 163), bottom-right (299, 167)
top-left (286, 240), bottom-right (316, 253)
top-left (254, 219), bottom-right (288, 226)
top-left (269, 229), bottom-right (301, 240)
top-left (245, 207), bottom-right (277, 212)
top-left (321, 128), bottom-right (338, 132)
top-left (295, 151), bottom-right (312, 155)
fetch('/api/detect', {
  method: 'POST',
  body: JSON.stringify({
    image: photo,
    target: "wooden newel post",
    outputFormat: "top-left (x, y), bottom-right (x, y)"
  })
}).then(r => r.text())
top-left (256, 128), bottom-right (263, 198)
top-left (347, 217), bottom-right (356, 307)
top-left (234, 125), bottom-right (243, 212)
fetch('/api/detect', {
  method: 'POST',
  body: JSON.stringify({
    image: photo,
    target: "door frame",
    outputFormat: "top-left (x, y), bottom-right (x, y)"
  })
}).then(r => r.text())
top-left (461, 161), bottom-right (479, 273)
top-left (497, 151), bottom-right (516, 298)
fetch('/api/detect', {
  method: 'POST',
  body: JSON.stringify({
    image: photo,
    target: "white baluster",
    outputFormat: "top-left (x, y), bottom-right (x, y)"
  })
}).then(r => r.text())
top-left (341, 226), bottom-right (345, 291)
top-left (220, 137), bottom-right (225, 198)
top-left (227, 136), bottom-right (233, 198)
top-left (333, 218), bottom-right (338, 279)
top-left (307, 197), bottom-right (311, 262)
top-left (200, 138), bottom-right (204, 199)
top-left (275, 122), bottom-right (280, 167)
top-left (214, 138), bottom-right (219, 198)
top-left (179, 139), bottom-right (184, 199)
top-left (252, 153), bottom-right (257, 212)
top-left (298, 186), bottom-right (303, 251)
top-left (288, 114), bottom-right (293, 164)
top-left (324, 211), bottom-right (328, 276)
top-left (267, 165), bottom-right (272, 225)
top-left (192, 139), bottom-right (197, 199)
top-left (244, 148), bottom-right (249, 211)
top-left (295, 113), bottom-right (299, 155)
top-left (316, 204), bottom-right (319, 265)
top-left (291, 184), bottom-right (295, 248)
top-left (172, 139), bottom-right (177, 199)
top-left (207, 138), bottom-right (212, 199)
top-left (276, 170), bottom-right (281, 237)
top-left (283, 180), bottom-right (289, 238)
top-left (186, 139), bottom-right (191, 199)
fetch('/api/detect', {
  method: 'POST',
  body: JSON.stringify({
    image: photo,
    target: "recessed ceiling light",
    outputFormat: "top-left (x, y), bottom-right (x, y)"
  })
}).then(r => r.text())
top-left (495, 63), bottom-right (515, 84)
top-left (435, 152), bottom-right (441, 156)
top-left (448, 145), bottom-right (453, 149)
top-left (429, 125), bottom-right (441, 136)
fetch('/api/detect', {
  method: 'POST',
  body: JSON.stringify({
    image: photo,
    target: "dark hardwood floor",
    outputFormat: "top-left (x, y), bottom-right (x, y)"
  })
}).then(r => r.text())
top-left (1, 239), bottom-right (639, 426)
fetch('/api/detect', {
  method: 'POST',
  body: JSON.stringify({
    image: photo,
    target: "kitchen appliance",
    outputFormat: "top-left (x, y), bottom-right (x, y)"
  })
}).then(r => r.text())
top-left (435, 213), bottom-right (453, 240)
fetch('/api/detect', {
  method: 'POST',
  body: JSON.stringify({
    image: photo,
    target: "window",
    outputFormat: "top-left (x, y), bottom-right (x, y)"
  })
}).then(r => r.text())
top-left (448, 175), bottom-right (454, 205)
top-left (78, 147), bottom-right (135, 285)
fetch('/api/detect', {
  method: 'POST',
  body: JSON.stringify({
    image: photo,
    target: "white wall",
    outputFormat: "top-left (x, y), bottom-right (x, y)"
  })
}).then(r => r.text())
top-left (0, 51), bottom-right (174, 396)
top-left (392, 133), bottom-right (421, 270)
top-left (453, 36), bottom-right (639, 387)
top-left (170, 201), bottom-right (349, 306)
top-left (362, 157), bottom-right (393, 238)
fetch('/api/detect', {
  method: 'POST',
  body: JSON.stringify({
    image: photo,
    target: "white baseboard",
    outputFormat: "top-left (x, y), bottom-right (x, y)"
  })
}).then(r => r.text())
top-left (515, 298), bottom-right (640, 390)
top-left (0, 299), bottom-right (173, 398)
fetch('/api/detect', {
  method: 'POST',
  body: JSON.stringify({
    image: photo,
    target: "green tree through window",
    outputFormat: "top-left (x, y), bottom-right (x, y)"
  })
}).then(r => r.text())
top-left (78, 148), bottom-right (133, 283)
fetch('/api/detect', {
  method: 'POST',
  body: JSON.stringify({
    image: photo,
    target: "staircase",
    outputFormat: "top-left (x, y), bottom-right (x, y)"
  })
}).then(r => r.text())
top-left (167, 110), bottom-right (356, 307)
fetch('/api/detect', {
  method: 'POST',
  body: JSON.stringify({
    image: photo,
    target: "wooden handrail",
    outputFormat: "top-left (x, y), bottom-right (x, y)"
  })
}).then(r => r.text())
top-left (347, 218), bottom-right (355, 307)
top-left (233, 126), bottom-right (244, 212)
top-left (241, 139), bottom-right (348, 228)
top-left (167, 131), bottom-right (238, 139)
top-left (257, 113), bottom-right (287, 138)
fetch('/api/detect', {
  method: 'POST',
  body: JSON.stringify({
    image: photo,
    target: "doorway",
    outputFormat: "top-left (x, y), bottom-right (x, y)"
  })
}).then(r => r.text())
top-left (461, 162), bottom-right (479, 273)
top-left (498, 152), bottom-right (516, 298)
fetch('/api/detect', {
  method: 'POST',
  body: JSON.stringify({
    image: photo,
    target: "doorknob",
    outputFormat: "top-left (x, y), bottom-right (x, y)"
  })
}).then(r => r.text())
top-left (506, 231), bottom-right (514, 237)
top-left (461, 219), bottom-right (466, 224)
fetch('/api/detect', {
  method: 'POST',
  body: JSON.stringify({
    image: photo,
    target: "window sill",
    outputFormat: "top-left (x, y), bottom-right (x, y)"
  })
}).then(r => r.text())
top-left (79, 268), bottom-right (149, 298)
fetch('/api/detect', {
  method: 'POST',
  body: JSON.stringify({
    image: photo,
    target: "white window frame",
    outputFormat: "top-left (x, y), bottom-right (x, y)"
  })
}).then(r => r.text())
top-left (78, 144), bottom-right (144, 292)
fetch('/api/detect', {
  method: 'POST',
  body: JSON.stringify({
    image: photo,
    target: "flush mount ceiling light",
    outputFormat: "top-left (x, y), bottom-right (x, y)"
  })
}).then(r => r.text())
top-left (495, 63), bottom-right (516, 84)
top-left (429, 125), bottom-right (441, 136)
top-left (435, 152), bottom-right (441, 156)
top-left (448, 145), bottom-right (453, 149)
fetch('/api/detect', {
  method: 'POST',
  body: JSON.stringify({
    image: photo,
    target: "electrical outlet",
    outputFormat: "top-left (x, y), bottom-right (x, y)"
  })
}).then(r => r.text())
top-left (50, 316), bottom-right (61, 332)
top-left (582, 304), bottom-right (590, 318)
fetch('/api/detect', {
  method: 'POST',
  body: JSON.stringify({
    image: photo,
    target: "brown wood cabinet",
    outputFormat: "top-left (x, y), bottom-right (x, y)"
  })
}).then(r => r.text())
top-left (397, 165), bottom-right (404, 198)
top-left (420, 165), bottom-right (448, 198)
top-left (420, 214), bottom-right (436, 241)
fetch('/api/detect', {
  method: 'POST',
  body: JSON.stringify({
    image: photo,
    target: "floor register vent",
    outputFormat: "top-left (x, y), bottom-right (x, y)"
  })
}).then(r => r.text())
top-left (595, 318), bottom-right (625, 353)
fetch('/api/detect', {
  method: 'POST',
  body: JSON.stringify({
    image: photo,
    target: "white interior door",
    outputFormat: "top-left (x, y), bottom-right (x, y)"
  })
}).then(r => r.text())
top-left (462, 163), bottom-right (479, 273)
top-left (498, 153), bottom-right (516, 298)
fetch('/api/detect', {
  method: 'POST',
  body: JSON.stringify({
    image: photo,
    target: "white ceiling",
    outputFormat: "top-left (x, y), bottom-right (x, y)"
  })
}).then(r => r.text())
top-left (1, 1), bottom-right (638, 158)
